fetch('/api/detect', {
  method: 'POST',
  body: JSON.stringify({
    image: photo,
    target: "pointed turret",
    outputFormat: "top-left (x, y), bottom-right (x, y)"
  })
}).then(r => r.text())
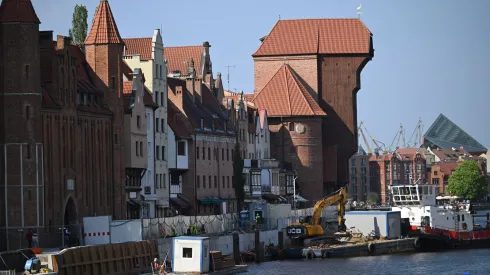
top-left (0, 0), bottom-right (40, 23)
top-left (85, 0), bottom-right (123, 45)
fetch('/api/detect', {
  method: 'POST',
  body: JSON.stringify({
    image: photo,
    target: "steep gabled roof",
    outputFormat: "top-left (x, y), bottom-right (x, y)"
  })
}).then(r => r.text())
top-left (253, 19), bottom-right (372, 57)
top-left (123, 38), bottom-right (152, 60)
top-left (85, 0), bottom-right (123, 45)
top-left (0, 0), bottom-right (40, 23)
top-left (424, 114), bottom-right (486, 153)
top-left (251, 64), bottom-right (326, 117)
top-left (165, 46), bottom-right (203, 76)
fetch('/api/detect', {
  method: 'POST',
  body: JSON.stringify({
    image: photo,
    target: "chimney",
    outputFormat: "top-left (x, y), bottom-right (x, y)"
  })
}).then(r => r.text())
top-left (203, 41), bottom-right (211, 57)
top-left (56, 35), bottom-right (71, 50)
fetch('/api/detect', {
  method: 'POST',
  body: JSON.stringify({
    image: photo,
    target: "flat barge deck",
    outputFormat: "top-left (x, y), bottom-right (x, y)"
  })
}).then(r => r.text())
top-left (302, 238), bottom-right (417, 259)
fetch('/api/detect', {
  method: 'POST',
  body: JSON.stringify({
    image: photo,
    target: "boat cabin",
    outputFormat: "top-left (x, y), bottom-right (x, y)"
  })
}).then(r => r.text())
top-left (391, 184), bottom-right (437, 207)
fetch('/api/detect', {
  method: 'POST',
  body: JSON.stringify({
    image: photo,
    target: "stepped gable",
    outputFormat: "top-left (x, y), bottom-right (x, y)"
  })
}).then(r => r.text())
top-left (85, 0), bottom-right (123, 45)
top-left (252, 18), bottom-right (372, 57)
top-left (424, 114), bottom-right (486, 153)
top-left (251, 64), bottom-right (326, 117)
top-left (0, 0), bottom-right (40, 23)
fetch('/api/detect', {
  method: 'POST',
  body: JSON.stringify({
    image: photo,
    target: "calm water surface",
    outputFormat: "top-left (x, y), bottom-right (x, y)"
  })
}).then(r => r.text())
top-left (248, 249), bottom-right (490, 275)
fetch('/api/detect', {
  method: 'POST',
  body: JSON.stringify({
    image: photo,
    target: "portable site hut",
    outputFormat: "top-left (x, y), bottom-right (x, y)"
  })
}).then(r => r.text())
top-left (172, 236), bottom-right (210, 274)
top-left (345, 211), bottom-right (402, 239)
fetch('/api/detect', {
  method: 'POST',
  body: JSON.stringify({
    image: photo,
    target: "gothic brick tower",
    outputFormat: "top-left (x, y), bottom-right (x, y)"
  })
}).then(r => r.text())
top-left (0, 0), bottom-right (45, 250)
top-left (84, 0), bottom-right (126, 219)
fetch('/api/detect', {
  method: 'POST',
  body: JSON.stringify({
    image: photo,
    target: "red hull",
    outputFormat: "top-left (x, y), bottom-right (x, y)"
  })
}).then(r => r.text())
top-left (410, 226), bottom-right (490, 241)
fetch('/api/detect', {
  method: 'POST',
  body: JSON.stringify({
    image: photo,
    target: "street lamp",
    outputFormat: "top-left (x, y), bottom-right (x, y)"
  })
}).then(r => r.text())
top-left (293, 175), bottom-right (298, 213)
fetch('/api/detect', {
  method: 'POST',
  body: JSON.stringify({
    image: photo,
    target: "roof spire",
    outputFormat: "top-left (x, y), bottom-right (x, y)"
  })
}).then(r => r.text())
top-left (0, 0), bottom-right (41, 24)
top-left (85, 0), bottom-right (123, 45)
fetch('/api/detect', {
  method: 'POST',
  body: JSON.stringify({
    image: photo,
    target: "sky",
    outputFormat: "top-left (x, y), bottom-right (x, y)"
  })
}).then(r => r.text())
top-left (32, 0), bottom-right (490, 149)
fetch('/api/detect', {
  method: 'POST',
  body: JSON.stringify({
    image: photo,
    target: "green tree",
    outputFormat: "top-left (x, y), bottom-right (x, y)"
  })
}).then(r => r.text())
top-left (233, 142), bottom-right (245, 212)
top-left (68, 4), bottom-right (88, 45)
top-left (447, 160), bottom-right (488, 201)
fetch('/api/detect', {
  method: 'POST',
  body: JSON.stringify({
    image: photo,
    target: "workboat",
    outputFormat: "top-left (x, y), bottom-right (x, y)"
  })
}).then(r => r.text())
top-left (391, 184), bottom-right (490, 251)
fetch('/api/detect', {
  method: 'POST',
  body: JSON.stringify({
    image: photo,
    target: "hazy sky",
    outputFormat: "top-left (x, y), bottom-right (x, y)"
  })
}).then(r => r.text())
top-left (32, 0), bottom-right (490, 149)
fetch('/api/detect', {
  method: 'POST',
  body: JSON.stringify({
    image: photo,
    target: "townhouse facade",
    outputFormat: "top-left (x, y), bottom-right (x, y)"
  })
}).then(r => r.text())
top-left (369, 148), bottom-right (427, 204)
top-left (123, 31), bottom-right (169, 218)
top-left (165, 43), bottom-right (237, 215)
top-left (348, 146), bottom-right (371, 202)
top-left (0, 0), bottom-right (126, 250)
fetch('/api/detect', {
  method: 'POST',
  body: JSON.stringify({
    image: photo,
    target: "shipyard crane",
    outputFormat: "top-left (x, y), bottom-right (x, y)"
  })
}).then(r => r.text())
top-left (358, 121), bottom-right (388, 154)
top-left (407, 118), bottom-right (424, 148)
top-left (358, 121), bottom-right (372, 154)
top-left (388, 124), bottom-right (406, 152)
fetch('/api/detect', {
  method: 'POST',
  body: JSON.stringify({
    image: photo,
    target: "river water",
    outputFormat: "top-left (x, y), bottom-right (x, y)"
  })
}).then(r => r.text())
top-left (248, 249), bottom-right (490, 275)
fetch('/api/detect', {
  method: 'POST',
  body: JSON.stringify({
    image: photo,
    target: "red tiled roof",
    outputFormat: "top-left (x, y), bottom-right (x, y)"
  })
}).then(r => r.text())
top-left (0, 0), bottom-right (40, 23)
top-left (165, 46), bottom-right (203, 76)
top-left (253, 19), bottom-right (372, 57)
top-left (123, 38), bottom-right (152, 60)
top-left (251, 64), bottom-right (326, 117)
top-left (437, 162), bottom-right (460, 174)
top-left (85, 0), bottom-right (123, 45)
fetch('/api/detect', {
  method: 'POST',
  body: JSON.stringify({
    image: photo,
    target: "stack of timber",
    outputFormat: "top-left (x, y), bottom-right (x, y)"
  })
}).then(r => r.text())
top-left (210, 251), bottom-right (235, 271)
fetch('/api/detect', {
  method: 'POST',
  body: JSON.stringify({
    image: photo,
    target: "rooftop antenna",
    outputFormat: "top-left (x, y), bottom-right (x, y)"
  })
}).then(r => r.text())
top-left (225, 65), bottom-right (235, 91)
top-left (357, 4), bottom-right (363, 19)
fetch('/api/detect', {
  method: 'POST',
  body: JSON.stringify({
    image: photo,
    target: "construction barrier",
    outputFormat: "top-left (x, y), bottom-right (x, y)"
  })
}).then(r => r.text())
top-left (51, 240), bottom-right (158, 275)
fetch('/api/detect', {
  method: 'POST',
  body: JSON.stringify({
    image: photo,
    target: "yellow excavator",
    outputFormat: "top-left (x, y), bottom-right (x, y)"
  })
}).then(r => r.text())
top-left (286, 187), bottom-right (347, 240)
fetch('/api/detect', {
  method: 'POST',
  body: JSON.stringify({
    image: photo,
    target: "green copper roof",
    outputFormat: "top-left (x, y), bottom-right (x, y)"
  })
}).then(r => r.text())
top-left (423, 114), bottom-right (486, 153)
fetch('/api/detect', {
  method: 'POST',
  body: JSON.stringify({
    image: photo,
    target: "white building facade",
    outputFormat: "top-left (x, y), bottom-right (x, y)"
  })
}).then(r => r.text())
top-left (123, 29), bottom-right (169, 217)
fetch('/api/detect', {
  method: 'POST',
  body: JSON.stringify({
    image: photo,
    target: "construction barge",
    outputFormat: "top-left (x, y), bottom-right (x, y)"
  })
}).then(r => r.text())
top-left (301, 237), bottom-right (416, 259)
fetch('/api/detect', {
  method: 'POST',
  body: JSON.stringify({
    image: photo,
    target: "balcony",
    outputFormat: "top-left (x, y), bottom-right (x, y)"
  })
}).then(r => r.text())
top-left (176, 141), bottom-right (188, 170)
top-left (170, 173), bottom-right (182, 198)
top-left (252, 185), bottom-right (262, 196)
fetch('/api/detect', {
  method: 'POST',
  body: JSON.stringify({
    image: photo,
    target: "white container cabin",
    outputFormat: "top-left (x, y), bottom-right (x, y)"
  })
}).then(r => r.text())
top-left (172, 236), bottom-right (210, 274)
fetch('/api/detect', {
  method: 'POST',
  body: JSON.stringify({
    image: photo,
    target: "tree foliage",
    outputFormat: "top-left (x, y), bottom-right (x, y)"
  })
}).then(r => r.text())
top-left (233, 142), bottom-right (245, 212)
top-left (68, 4), bottom-right (88, 45)
top-left (447, 160), bottom-right (487, 201)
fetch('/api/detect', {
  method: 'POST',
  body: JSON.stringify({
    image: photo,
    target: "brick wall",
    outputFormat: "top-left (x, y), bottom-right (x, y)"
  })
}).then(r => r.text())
top-left (268, 117), bottom-right (324, 200)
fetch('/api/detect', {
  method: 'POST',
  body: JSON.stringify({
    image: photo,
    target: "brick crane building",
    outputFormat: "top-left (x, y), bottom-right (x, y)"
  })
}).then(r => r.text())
top-left (249, 19), bottom-right (374, 200)
top-left (0, 0), bottom-right (126, 250)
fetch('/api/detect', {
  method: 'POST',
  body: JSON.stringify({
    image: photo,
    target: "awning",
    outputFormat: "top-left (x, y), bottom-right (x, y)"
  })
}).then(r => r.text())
top-left (262, 193), bottom-right (280, 203)
top-left (142, 194), bottom-right (160, 201)
top-left (198, 197), bottom-right (222, 205)
top-left (294, 195), bottom-right (308, 202)
top-left (170, 197), bottom-right (190, 209)
top-left (127, 199), bottom-right (140, 208)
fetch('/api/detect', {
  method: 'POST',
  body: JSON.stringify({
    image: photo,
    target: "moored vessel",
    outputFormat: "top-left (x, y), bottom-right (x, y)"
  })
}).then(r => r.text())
top-left (391, 184), bottom-right (490, 251)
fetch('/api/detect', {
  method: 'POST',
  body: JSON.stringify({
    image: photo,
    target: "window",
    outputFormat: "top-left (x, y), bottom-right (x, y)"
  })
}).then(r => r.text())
top-left (208, 148), bottom-right (211, 160)
top-left (28, 189), bottom-right (32, 200)
top-left (214, 176), bottom-right (217, 188)
top-left (203, 175), bottom-right (206, 188)
top-left (222, 148), bottom-right (224, 160)
top-left (25, 64), bottom-right (30, 79)
top-left (156, 146), bottom-right (160, 160)
top-left (25, 106), bottom-right (31, 120)
top-left (160, 91), bottom-right (164, 106)
top-left (155, 92), bottom-right (159, 106)
top-left (140, 142), bottom-right (143, 157)
top-left (197, 176), bottom-right (200, 188)
top-left (135, 141), bottom-right (139, 156)
top-left (202, 147), bottom-right (205, 159)
top-left (227, 176), bottom-right (230, 188)
top-left (289, 122), bottom-right (295, 131)
top-left (161, 119), bottom-right (165, 133)
top-left (434, 171), bottom-right (438, 176)
top-left (227, 149), bottom-right (229, 161)
top-left (178, 141), bottom-right (186, 156)
top-left (197, 147), bottom-right (200, 159)
top-left (160, 65), bottom-right (163, 79)
top-left (183, 247), bottom-right (192, 258)
top-left (162, 146), bottom-right (165, 160)
top-left (163, 174), bottom-right (166, 189)
top-left (208, 175), bottom-right (211, 188)
top-left (137, 115), bottom-right (141, 128)
top-left (156, 118), bottom-right (159, 132)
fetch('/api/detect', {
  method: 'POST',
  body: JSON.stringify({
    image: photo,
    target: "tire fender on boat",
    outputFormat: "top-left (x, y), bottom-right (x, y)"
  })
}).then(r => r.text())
top-left (413, 238), bottom-right (420, 249)
top-left (368, 243), bottom-right (376, 255)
